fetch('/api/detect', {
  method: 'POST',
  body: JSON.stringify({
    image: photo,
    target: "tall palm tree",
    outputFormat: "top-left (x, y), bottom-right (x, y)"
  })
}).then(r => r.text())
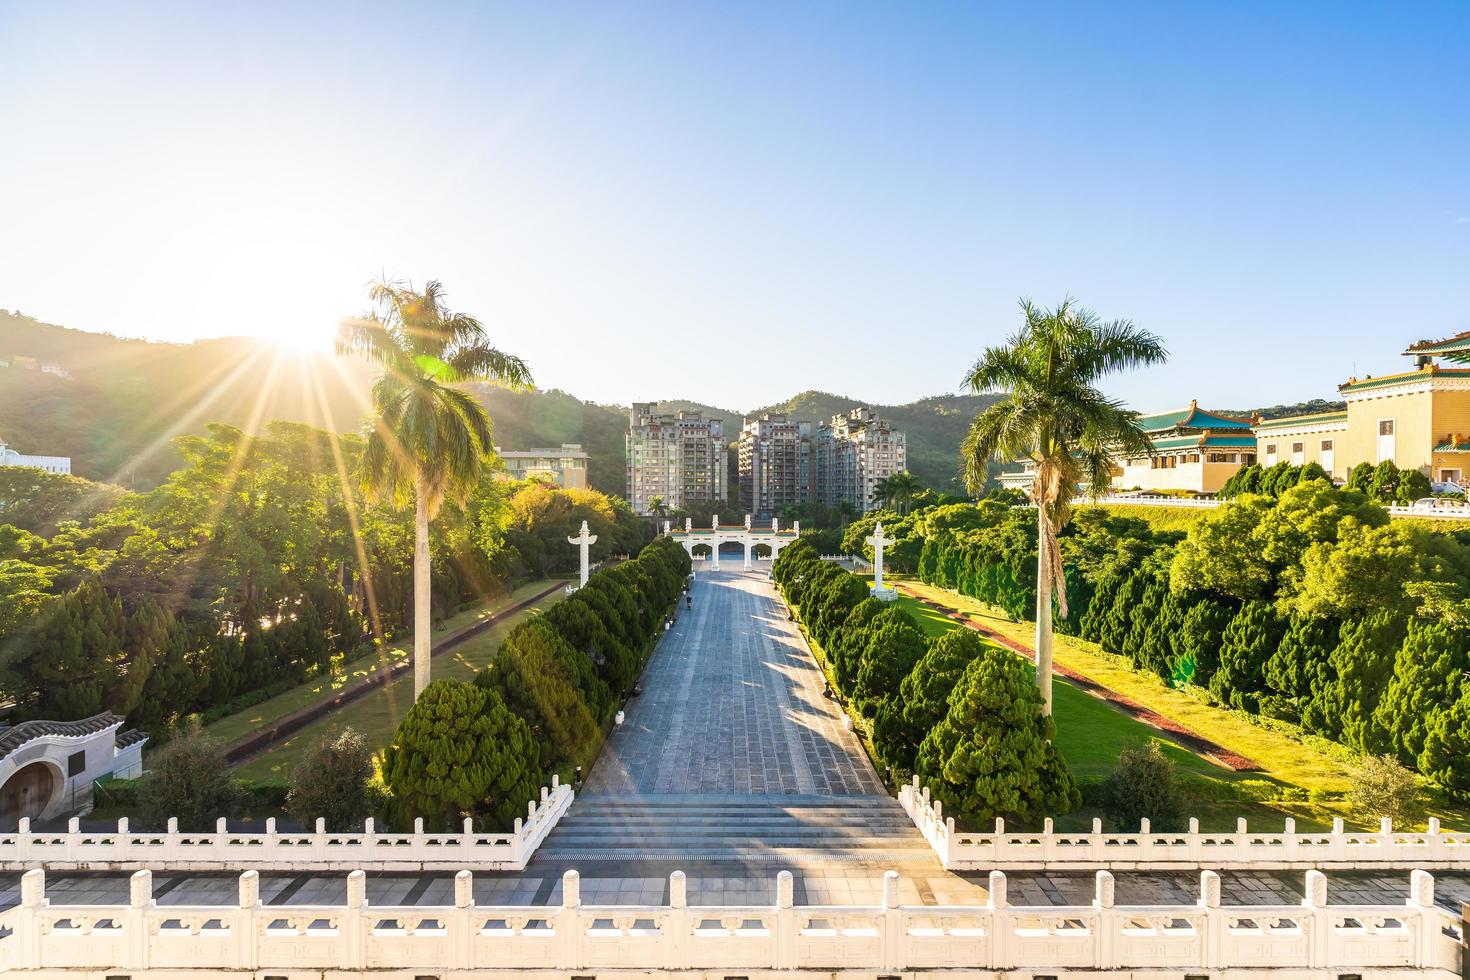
top-left (338, 279), bottom-right (531, 700)
top-left (960, 299), bottom-right (1165, 715)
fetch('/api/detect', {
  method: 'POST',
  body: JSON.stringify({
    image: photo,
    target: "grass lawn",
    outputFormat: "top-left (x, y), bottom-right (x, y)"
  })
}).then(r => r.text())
top-left (885, 576), bottom-right (1470, 831)
top-left (228, 586), bottom-right (569, 781)
top-left (205, 579), bottom-right (565, 749)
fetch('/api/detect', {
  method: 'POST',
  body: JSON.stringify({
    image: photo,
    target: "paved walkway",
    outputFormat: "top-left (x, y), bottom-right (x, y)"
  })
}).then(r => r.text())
top-left (583, 567), bottom-right (881, 797)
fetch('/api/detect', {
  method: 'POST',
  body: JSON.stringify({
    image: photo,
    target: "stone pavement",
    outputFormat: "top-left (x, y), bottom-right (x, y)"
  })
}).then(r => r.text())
top-left (581, 567), bottom-right (881, 797)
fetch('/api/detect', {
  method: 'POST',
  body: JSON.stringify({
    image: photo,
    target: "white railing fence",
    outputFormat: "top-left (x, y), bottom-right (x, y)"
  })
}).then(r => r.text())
top-left (1077, 493), bottom-right (1470, 520)
top-left (899, 778), bottom-right (1470, 871)
top-left (0, 866), bottom-right (1459, 975)
top-left (0, 780), bottom-right (573, 872)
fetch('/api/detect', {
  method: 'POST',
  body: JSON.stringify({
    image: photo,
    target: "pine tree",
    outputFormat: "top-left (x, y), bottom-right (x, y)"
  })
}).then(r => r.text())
top-left (1323, 612), bottom-right (1404, 753)
top-left (1264, 614), bottom-right (1336, 722)
top-left (1171, 597), bottom-right (1231, 687)
top-left (1368, 460), bottom-right (1400, 502)
top-left (853, 609), bottom-right (928, 719)
top-left (915, 649), bottom-right (1080, 824)
top-left (1137, 586), bottom-right (1185, 680)
top-left (1374, 620), bottom-right (1469, 765)
top-left (1125, 571), bottom-right (1168, 675)
top-left (1210, 600), bottom-right (1283, 712)
top-left (286, 727), bottom-right (379, 830)
top-left (832, 597), bottom-right (886, 695)
top-left (476, 621), bottom-right (601, 771)
top-left (1078, 571), bottom-right (1122, 644)
top-left (875, 628), bottom-right (987, 772)
top-left (383, 679), bottom-right (540, 830)
top-left (1418, 684), bottom-right (1470, 799)
top-left (1345, 461), bottom-right (1375, 494)
top-left (1100, 569), bottom-right (1146, 655)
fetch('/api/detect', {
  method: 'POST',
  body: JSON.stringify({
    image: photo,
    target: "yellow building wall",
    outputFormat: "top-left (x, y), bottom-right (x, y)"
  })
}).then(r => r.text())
top-left (1257, 432), bottom-right (1344, 478)
top-left (1341, 387), bottom-right (1435, 475)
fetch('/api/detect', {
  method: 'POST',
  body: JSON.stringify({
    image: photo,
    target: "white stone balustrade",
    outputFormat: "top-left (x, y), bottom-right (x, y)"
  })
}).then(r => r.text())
top-left (900, 778), bottom-right (1470, 871)
top-left (0, 866), bottom-right (1459, 975)
top-left (0, 781), bottom-right (573, 873)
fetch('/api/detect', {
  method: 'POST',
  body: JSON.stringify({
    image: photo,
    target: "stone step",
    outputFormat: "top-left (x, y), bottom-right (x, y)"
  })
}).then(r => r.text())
top-left (547, 829), bottom-right (923, 846)
top-left (533, 845), bottom-right (935, 863)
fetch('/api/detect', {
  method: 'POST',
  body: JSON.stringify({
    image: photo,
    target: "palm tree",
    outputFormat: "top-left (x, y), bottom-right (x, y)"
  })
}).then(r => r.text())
top-left (871, 470), bottom-right (923, 515)
top-left (960, 299), bottom-right (1165, 715)
top-left (338, 278), bottom-right (531, 700)
top-left (649, 496), bottom-right (669, 525)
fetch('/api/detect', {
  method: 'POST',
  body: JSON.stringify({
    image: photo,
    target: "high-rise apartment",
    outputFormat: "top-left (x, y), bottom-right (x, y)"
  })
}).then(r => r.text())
top-left (815, 407), bottom-right (907, 511)
top-left (625, 404), bottom-right (727, 515)
top-left (737, 413), bottom-right (812, 517)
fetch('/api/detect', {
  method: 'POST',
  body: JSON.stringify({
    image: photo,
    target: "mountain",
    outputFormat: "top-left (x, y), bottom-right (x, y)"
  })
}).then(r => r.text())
top-left (0, 310), bottom-right (994, 497)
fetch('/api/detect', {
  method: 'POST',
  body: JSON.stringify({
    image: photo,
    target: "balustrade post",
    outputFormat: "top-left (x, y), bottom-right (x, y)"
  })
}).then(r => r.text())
top-left (1427, 817), bottom-right (1441, 863)
top-left (126, 869), bottom-right (152, 970)
top-left (987, 870), bottom-right (1008, 971)
top-left (1331, 817), bottom-right (1346, 863)
top-left (775, 870), bottom-right (797, 969)
top-left (668, 871), bottom-right (689, 969)
top-left (561, 870), bottom-right (581, 969)
top-left (1303, 870), bottom-right (1328, 969)
top-left (1094, 870), bottom-right (1114, 969)
top-left (1283, 816), bottom-right (1298, 863)
top-left (313, 817), bottom-right (327, 865)
top-left (363, 816), bottom-right (376, 854)
top-left (1091, 816), bottom-right (1104, 863)
top-left (64, 816), bottom-right (79, 863)
top-left (1199, 869), bottom-right (1222, 971)
top-left (237, 871), bottom-right (260, 971)
top-left (881, 870), bottom-right (903, 970)
top-left (215, 816), bottom-right (229, 862)
top-left (944, 817), bottom-right (956, 866)
top-left (14, 816), bottom-right (30, 864)
top-left (345, 870), bottom-right (368, 970)
top-left (1138, 817), bottom-right (1152, 863)
top-left (454, 870), bottom-right (475, 970)
top-left (18, 868), bottom-right (45, 969)
top-left (1408, 869), bottom-right (1435, 968)
top-left (116, 816), bottom-right (129, 863)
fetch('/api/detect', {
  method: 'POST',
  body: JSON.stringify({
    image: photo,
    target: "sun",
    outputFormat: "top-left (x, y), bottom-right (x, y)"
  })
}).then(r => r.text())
top-left (249, 317), bottom-right (337, 354)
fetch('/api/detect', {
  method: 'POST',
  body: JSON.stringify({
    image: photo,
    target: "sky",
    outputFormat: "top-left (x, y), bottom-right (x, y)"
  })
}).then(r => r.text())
top-left (1, 1), bottom-right (1467, 412)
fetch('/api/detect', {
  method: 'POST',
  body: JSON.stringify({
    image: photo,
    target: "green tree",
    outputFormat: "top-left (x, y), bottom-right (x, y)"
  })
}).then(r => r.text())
top-left (870, 471), bottom-right (924, 515)
top-left (1396, 468), bottom-right (1432, 504)
top-left (1374, 620), bottom-right (1469, 766)
top-left (1171, 597), bottom-right (1232, 687)
top-left (1345, 460), bottom-right (1375, 493)
top-left (1103, 741), bottom-right (1184, 831)
top-left (383, 679), bottom-right (540, 830)
top-left (1263, 614), bottom-right (1336, 722)
top-left (137, 722), bottom-right (241, 830)
top-left (853, 608), bottom-right (928, 719)
top-left (286, 727), bottom-right (380, 830)
top-left (1349, 755), bottom-right (1424, 825)
top-left (1210, 600), bottom-right (1283, 712)
top-left (959, 299), bottom-right (1166, 714)
top-left (915, 648), bottom-right (1081, 824)
top-left (1368, 460), bottom-right (1400, 501)
top-left (475, 620), bottom-right (601, 771)
top-left (877, 628), bottom-right (987, 771)
top-left (338, 278), bottom-right (531, 700)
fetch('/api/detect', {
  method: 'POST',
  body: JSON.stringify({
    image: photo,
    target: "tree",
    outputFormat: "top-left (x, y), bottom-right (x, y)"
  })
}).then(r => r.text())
top-left (1368, 460), bottom-right (1400, 501)
top-left (1345, 460), bottom-right (1375, 494)
top-left (382, 679), bottom-right (540, 830)
top-left (1171, 597), bottom-right (1232, 687)
top-left (1263, 614), bottom-right (1336, 722)
top-left (878, 628), bottom-right (987, 771)
top-left (286, 727), bottom-right (379, 830)
top-left (1397, 468), bottom-right (1432, 504)
top-left (1103, 741), bottom-right (1184, 831)
top-left (915, 648), bottom-right (1080, 823)
top-left (871, 471), bottom-right (924, 515)
top-left (475, 620), bottom-right (601, 771)
top-left (853, 608), bottom-right (928, 719)
top-left (137, 722), bottom-right (241, 830)
top-left (960, 299), bottom-right (1166, 713)
top-left (1374, 619), bottom-right (1469, 766)
top-left (1349, 755), bottom-right (1423, 826)
top-left (1320, 612), bottom-right (1403, 754)
top-left (338, 279), bottom-right (531, 700)
top-left (1210, 600), bottom-right (1283, 712)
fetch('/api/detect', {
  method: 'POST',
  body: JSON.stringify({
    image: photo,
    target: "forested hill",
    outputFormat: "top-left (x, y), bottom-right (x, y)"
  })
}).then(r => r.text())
top-left (1, 310), bottom-right (993, 496)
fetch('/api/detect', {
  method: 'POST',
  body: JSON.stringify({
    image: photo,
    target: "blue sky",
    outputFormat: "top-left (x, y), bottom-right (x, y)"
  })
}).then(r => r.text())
top-left (1, 1), bottom-right (1466, 412)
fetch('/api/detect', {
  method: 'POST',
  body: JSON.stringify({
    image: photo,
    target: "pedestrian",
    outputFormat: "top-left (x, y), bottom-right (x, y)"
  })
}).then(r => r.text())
top-left (686, 594), bottom-right (692, 610)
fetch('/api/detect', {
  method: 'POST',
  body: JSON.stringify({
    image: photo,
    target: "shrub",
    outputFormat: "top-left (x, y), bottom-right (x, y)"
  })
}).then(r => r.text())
top-left (1103, 741), bottom-right (1185, 831)
top-left (136, 721), bottom-right (242, 830)
top-left (382, 680), bottom-right (541, 831)
top-left (1349, 754), bottom-right (1423, 827)
top-left (476, 620), bottom-right (602, 772)
top-left (286, 727), bottom-right (379, 830)
top-left (915, 647), bottom-right (1080, 825)
top-left (852, 608), bottom-right (928, 719)
top-left (878, 629), bottom-right (987, 772)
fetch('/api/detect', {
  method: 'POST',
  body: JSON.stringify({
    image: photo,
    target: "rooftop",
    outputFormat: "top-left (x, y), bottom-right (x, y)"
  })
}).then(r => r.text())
top-left (1252, 410), bottom-right (1349, 430)
top-left (1339, 364), bottom-right (1470, 393)
top-left (1404, 330), bottom-right (1470, 358)
top-left (1136, 400), bottom-right (1253, 433)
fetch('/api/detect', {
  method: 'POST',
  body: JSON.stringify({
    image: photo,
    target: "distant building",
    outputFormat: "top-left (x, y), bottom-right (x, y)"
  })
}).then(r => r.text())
top-left (625, 404), bottom-right (728, 515)
top-left (495, 443), bottom-right (589, 489)
top-left (815, 407), bottom-right (907, 511)
top-left (738, 413), bottom-right (812, 517)
top-left (1114, 401), bottom-right (1256, 494)
top-left (0, 435), bottom-right (71, 475)
top-left (0, 712), bottom-right (147, 825)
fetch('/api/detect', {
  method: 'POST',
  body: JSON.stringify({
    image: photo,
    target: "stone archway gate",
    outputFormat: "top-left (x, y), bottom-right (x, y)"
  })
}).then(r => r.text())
top-left (665, 516), bottom-right (799, 570)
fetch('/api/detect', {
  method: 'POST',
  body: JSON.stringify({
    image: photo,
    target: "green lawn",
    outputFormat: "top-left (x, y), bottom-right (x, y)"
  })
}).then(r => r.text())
top-left (229, 587), bottom-right (568, 781)
top-left (205, 579), bottom-right (565, 749)
top-left (886, 576), bottom-right (1470, 831)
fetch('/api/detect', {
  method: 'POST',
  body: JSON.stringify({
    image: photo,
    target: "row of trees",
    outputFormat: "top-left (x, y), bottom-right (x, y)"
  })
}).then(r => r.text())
top-left (774, 540), bottom-right (1079, 824)
top-left (382, 536), bottom-right (691, 829)
top-left (915, 480), bottom-right (1470, 797)
top-left (0, 426), bottom-right (650, 733)
top-left (1220, 458), bottom-right (1432, 503)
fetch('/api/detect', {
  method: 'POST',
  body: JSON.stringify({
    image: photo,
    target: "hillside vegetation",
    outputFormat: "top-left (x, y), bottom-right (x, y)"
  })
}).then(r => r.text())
top-left (1, 310), bottom-right (995, 497)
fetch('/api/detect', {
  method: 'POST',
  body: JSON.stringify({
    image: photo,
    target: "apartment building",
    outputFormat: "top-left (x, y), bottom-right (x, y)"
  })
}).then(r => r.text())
top-left (625, 404), bottom-right (728, 514)
top-left (814, 407), bottom-right (907, 511)
top-left (494, 444), bottom-right (589, 489)
top-left (737, 413), bottom-right (812, 517)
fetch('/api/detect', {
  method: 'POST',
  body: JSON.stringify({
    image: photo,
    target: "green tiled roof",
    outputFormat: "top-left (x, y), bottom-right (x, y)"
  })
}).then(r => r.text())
top-left (1434, 441), bottom-right (1470, 453)
top-left (1405, 331), bottom-right (1470, 355)
top-left (1253, 411), bottom-right (1348, 430)
top-left (1149, 434), bottom-right (1258, 451)
top-left (1339, 369), bottom-right (1432, 392)
top-left (1136, 405), bottom-right (1253, 432)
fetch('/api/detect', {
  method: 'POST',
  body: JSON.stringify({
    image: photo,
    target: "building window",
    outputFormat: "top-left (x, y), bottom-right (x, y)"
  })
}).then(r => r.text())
top-left (68, 750), bottom-right (85, 777)
top-left (1321, 439), bottom-right (1333, 451)
top-left (1265, 445), bottom-right (1277, 458)
top-left (1291, 442), bottom-right (1304, 453)
top-left (1377, 419), bottom-right (1396, 462)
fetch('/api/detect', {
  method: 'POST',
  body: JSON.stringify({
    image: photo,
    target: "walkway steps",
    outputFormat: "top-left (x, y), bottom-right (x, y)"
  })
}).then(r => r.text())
top-left (536, 795), bottom-right (933, 864)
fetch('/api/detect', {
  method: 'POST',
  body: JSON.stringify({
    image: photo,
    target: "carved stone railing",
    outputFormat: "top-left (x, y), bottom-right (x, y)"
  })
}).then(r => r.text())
top-left (899, 778), bottom-right (1470, 871)
top-left (0, 866), bottom-right (1459, 975)
top-left (0, 780), bottom-right (573, 872)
